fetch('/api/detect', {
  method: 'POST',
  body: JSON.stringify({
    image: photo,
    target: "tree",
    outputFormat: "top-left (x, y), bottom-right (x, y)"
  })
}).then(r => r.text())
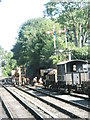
top-left (12, 15), bottom-right (88, 79)
top-left (0, 46), bottom-right (16, 77)
top-left (12, 18), bottom-right (65, 78)
top-left (43, 0), bottom-right (89, 47)
top-left (71, 46), bottom-right (88, 60)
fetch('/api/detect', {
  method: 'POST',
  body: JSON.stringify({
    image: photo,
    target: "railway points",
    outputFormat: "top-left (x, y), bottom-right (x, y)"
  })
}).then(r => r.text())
top-left (25, 85), bottom-right (90, 110)
top-left (0, 59), bottom-right (90, 119)
top-left (0, 83), bottom-right (90, 119)
top-left (14, 85), bottom-right (89, 118)
top-left (0, 1), bottom-right (89, 119)
top-left (4, 86), bottom-right (71, 119)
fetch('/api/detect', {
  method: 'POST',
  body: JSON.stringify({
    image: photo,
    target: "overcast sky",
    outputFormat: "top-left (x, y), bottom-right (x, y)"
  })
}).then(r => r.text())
top-left (0, 0), bottom-right (49, 52)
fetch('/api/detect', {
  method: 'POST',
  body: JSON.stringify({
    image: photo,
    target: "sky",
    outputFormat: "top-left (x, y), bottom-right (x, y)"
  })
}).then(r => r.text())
top-left (0, 0), bottom-right (49, 52)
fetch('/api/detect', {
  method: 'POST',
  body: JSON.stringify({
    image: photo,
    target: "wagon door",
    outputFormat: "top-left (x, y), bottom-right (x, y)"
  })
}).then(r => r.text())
top-left (71, 64), bottom-right (81, 85)
top-left (57, 64), bottom-right (66, 87)
top-left (73, 72), bottom-right (80, 85)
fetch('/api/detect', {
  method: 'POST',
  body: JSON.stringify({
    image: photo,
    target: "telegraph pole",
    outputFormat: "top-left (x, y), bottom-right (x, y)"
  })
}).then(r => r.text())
top-left (46, 25), bottom-right (71, 60)
top-left (46, 25), bottom-right (57, 54)
top-left (63, 26), bottom-right (71, 61)
top-left (79, 23), bottom-right (82, 48)
top-left (64, 27), bottom-right (67, 49)
top-left (68, 50), bottom-right (71, 61)
top-left (58, 26), bottom-right (71, 61)
top-left (53, 25), bottom-right (56, 52)
top-left (46, 25), bottom-right (66, 54)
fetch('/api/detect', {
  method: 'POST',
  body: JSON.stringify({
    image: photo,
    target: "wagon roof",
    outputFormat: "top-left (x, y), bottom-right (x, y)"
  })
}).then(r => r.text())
top-left (41, 68), bottom-right (53, 74)
top-left (57, 59), bottom-right (88, 65)
top-left (48, 69), bottom-right (57, 75)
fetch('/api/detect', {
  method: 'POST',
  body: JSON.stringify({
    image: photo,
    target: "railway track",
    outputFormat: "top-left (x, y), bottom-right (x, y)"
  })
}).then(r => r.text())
top-left (0, 87), bottom-right (36, 119)
top-left (0, 86), bottom-right (8, 119)
top-left (47, 87), bottom-right (89, 100)
top-left (0, 97), bottom-right (9, 119)
top-left (70, 92), bottom-right (89, 100)
top-left (15, 85), bottom-right (89, 119)
top-left (44, 87), bottom-right (89, 100)
top-left (3, 86), bottom-right (72, 119)
top-left (25, 85), bottom-right (90, 111)
top-left (0, 86), bottom-right (44, 119)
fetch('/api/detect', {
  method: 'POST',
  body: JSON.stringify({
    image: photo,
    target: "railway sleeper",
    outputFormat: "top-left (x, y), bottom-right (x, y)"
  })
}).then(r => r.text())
top-left (3, 86), bottom-right (44, 120)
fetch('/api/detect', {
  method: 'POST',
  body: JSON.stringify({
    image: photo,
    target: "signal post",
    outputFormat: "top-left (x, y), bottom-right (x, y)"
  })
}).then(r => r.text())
top-left (46, 26), bottom-right (71, 60)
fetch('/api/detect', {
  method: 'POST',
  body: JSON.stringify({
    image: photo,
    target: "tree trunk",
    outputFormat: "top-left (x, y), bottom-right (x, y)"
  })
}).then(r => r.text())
top-left (72, 16), bottom-right (78, 47)
top-left (79, 23), bottom-right (81, 48)
top-left (83, 31), bottom-right (87, 46)
top-left (82, 21), bottom-right (88, 46)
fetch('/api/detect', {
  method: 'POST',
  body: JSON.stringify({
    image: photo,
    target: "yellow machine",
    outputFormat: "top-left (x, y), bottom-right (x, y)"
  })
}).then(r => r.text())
top-left (40, 68), bottom-right (57, 88)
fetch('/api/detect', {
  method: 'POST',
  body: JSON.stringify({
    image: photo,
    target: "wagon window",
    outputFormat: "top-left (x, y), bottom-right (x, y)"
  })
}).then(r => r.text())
top-left (57, 64), bottom-right (65, 75)
top-left (83, 64), bottom-right (88, 71)
top-left (73, 64), bottom-right (76, 72)
top-left (57, 65), bottom-right (61, 75)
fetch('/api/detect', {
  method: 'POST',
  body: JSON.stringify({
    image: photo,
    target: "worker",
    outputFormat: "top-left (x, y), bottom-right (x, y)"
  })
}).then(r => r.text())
top-left (26, 77), bottom-right (30, 84)
top-left (33, 77), bottom-right (37, 83)
top-left (38, 77), bottom-right (43, 85)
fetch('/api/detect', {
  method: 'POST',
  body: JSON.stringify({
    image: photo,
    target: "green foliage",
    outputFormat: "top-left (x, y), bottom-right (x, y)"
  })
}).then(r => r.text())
top-left (12, 2), bottom-right (89, 79)
top-left (12, 18), bottom-right (66, 78)
top-left (0, 46), bottom-right (16, 77)
top-left (44, 1), bottom-right (89, 47)
top-left (71, 46), bottom-right (88, 60)
top-left (88, 47), bottom-right (90, 63)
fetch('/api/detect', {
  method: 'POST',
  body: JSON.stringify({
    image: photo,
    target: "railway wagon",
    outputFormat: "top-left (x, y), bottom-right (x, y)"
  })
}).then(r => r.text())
top-left (0, 77), bottom-right (12, 85)
top-left (40, 68), bottom-right (57, 89)
top-left (57, 60), bottom-right (90, 95)
top-left (41, 60), bottom-right (90, 96)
